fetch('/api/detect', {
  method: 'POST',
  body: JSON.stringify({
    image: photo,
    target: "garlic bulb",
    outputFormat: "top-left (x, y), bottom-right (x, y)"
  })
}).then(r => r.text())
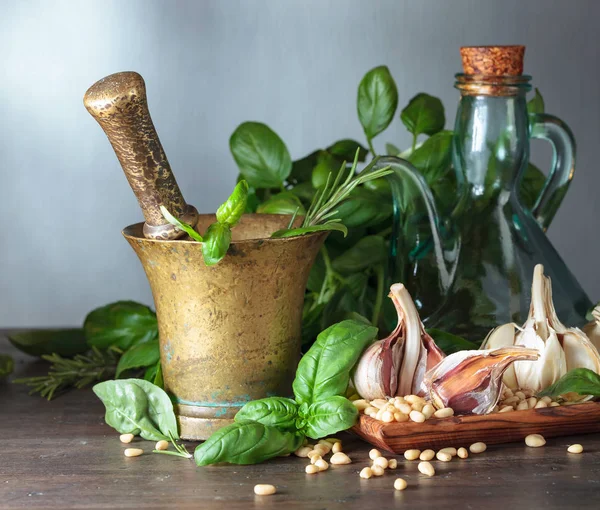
top-left (583, 305), bottom-right (600, 351)
top-left (352, 283), bottom-right (445, 400)
top-left (424, 346), bottom-right (539, 414)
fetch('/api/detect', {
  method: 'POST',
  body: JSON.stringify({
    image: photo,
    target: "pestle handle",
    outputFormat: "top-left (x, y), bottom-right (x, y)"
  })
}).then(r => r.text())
top-left (83, 71), bottom-right (198, 239)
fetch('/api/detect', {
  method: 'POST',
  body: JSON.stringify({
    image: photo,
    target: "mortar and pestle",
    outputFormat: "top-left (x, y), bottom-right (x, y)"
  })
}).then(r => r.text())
top-left (84, 72), bottom-right (325, 439)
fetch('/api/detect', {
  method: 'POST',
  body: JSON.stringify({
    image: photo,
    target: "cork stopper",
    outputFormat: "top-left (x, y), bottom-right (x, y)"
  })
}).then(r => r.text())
top-left (460, 46), bottom-right (525, 76)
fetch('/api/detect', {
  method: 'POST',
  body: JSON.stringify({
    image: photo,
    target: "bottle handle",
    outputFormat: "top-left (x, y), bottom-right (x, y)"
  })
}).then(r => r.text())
top-left (528, 113), bottom-right (576, 231)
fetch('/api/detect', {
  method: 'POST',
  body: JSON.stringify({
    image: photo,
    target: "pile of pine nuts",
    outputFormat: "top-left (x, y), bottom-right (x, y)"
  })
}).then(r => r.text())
top-left (352, 395), bottom-right (454, 424)
top-left (493, 388), bottom-right (562, 413)
top-left (295, 438), bottom-right (351, 474)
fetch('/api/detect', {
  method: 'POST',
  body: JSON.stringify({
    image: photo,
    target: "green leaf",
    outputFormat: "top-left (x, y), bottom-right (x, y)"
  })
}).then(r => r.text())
top-left (153, 361), bottom-right (164, 389)
top-left (538, 368), bottom-right (600, 398)
top-left (335, 187), bottom-right (393, 228)
top-left (331, 236), bottom-right (386, 274)
top-left (385, 143), bottom-right (401, 156)
top-left (293, 319), bottom-right (378, 405)
top-left (527, 88), bottom-right (545, 115)
top-left (116, 341), bottom-right (160, 378)
top-left (400, 93), bottom-right (445, 137)
top-left (229, 122), bottom-right (292, 188)
top-left (0, 354), bottom-right (14, 378)
top-left (288, 181), bottom-right (316, 203)
top-left (8, 328), bottom-right (88, 357)
top-left (194, 421), bottom-right (303, 466)
top-left (407, 130), bottom-right (453, 184)
top-left (302, 396), bottom-right (358, 439)
top-left (216, 180), bottom-right (249, 227)
top-left (306, 250), bottom-right (326, 293)
top-left (202, 222), bottom-right (232, 266)
top-left (85, 301), bottom-right (158, 350)
top-left (160, 205), bottom-right (203, 242)
top-left (312, 151), bottom-right (340, 189)
top-left (519, 163), bottom-right (546, 211)
top-left (357, 65), bottom-right (398, 140)
top-left (290, 150), bottom-right (319, 184)
top-left (93, 379), bottom-right (178, 441)
top-left (426, 328), bottom-right (478, 354)
top-left (271, 222), bottom-right (347, 239)
top-left (327, 140), bottom-right (369, 161)
top-left (234, 397), bottom-right (299, 431)
top-left (256, 192), bottom-right (306, 216)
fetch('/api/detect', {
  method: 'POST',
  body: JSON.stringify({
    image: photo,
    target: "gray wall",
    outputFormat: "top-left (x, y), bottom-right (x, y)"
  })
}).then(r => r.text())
top-left (1, 0), bottom-right (599, 327)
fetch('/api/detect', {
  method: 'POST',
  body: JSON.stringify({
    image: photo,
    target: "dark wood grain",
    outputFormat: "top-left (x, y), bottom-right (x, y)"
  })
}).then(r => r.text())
top-left (1, 333), bottom-right (600, 509)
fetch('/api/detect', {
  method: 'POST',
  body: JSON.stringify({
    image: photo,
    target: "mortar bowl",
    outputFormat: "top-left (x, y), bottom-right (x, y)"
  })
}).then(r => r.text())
top-left (123, 214), bottom-right (326, 440)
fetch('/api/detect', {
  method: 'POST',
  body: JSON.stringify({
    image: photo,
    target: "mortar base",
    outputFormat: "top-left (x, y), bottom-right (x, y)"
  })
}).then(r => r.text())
top-left (175, 403), bottom-right (238, 441)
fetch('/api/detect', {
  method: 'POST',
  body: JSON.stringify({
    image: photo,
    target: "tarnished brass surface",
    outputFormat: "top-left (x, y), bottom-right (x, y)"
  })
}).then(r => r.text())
top-left (84, 72), bottom-right (197, 239)
top-left (123, 214), bottom-right (326, 439)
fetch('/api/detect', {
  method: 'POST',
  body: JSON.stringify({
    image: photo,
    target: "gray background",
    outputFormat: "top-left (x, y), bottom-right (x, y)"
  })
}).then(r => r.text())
top-left (1, 0), bottom-right (598, 327)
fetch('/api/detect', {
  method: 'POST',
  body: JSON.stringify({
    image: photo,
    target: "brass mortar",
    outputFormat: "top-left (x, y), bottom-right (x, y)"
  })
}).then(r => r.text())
top-left (123, 214), bottom-right (326, 440)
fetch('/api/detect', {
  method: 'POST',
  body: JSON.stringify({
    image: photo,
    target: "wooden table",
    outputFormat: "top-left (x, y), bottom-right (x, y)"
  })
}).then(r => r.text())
top-left (2, 336), bottom-right (600, 509)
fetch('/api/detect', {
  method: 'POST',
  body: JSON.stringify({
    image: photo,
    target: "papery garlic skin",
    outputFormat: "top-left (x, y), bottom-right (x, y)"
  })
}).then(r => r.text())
top-left (583, 306), bottom-right (600, 351)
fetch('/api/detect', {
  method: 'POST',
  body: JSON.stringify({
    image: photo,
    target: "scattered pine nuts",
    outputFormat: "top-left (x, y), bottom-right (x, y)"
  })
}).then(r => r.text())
top-left (155, 440), bottom-right (169, 451)
top-left (124, 448), bottom-right (143, 457)
top-left (332, 441), bottom-right (343, 454)
top-left (499, 406), bottom-right (514, 413)
top-left (294, 446), bottom-right (313, 458)
top-left (330, 452), bottom-right (352, 465)
top-left (457, 447), bottom-right (468, 459)
top-left (381, 410), bottom-right (395, 423)
top-left (527, 397), bottom-right (538, 408)
top-left (373, 457), bottom-right (389, 469)
top-left (398, 403), bottom-right (413, 415)
top-left (534, 400), bottom-right (548, 409)
top-left (419, 449), bottom-right (435, 461)
top-left (404, 449), bottom-right (421, 461)
top-left (433, 407), bottom-right (454, 419)
top-left (305, 464), bottom-right (319, 474)
top-left (469, 442), bottom-right (487, 454)
top-left (310, 454), bottom-right (322, 465)
top-left (254, 484), bottom-right (276, 496)
top-left (418, 461), bottom-right (435, 477)
top-left (352, 399), bottom-right (370, 411)
top-left (540, 396), bottom-right (552, 404)
top-left (422, 404), bottom-right (435, 419)
top-left (359, 467), bottom-right (372, 479)
top-left (307, 450), bottom-right (322, 460)
top-left (438, 447), bottom-right (457, 457)
top-left (516, 400), bottom-right (529, 411)
top-left (119, 433), bottom-right (134, 444)
top-left (567, 444), bottom-right (583, 454)
top-left (388, 458), bottom-right (398, 469)
top-left (394, 412), bottom-right (409, 422)
top-left (317, 440), bottom-right (332, 453)
top-left (514, 391), bottom-right (526, 400)
top-left (550, 402), bottom-right (560, 407)
top-left (525, 434), bottom-right (546, 447)
top-left (371, 465), bottom-right (385, 476)
top-left (369, 448), bottom-right (382, 460)
top-left (315, 459), bottom-right (329, 471)
top-left (436, 451), bottom-right (452, 462)
top-left (409, 410), bottom-right (426, 423)
top-left (394, 478), bottom-right (407, 491)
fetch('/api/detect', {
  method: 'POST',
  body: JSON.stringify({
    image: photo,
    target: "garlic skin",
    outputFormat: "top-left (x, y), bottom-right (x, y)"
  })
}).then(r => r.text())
top-left (352, 283), bottom-right (444, 400)
top-left (424, 346), bottom-right (539, 415)
top-left (583, 305), bottom-right (600, 351)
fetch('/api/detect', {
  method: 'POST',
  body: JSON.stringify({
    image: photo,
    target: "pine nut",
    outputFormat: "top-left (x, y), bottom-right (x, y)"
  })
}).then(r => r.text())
top-left (523, 389), bottom-right (533, 398)
top-left (398, 403), bottom-right (413, 415)
top-left (503, 396), bottom-right (520, 405)
top-left (307, 450), bottom-right (321, 460)
top-left (516, 400), bottom-right (529, 411)
top-left (305, 464), bottom-right (319, 474)
top-left (369, 449), bottom-right (382, 460)
top-left (411, 402), bottom-right (424, 412)
top-left (352, 399), bottom-right (370, 411)
top-left (499, 406), bottom-right (514, 413)
top-left (419, 449), bottom-right (435, 461)
top-left (438, 447), bottom-right (457, 456)
top-left (371, 399), bottom-right (388, 409)
top-left (404, 449), bottom-right (421, 460)
top-left (364, 406), bottom-right (377, 416)
top-left (294, 446), bottom-right (313, 458)
top-left (418, 461), bottom-right (435, 476)
top-left (436, 451), bottom-right (452, 462)
top-left (422, 404), bottom-right (435, 419)
top-left (394, 412), bottom-right (409, 422)
top-left (409, 410), bottom-right (426, 423)
top-left (373, 457), bottom-right (388, 469)
top-left (124, 448), bottom-right (143, 457)
top-left (525, 434), bottom-right (546, 447)
top-left (305, 444), bottom-right (314, 450)
top-left (254, 484), bottom-right (276, 496)
top-left (155, 440), bottom-right (169, 451)
top-left (371, 465), bottom-right (385, 476)
top-left (550, 401), bottom-right (560, 407)
top-left (527, 397), bottom-right (538, 408)
top-left (315, 459), bottom-right (329, 471)
top-left (540, 396), bottom-right (552, 404)
top-left (375, 409), bottom-right (384, 421)
top-left (382, 411), bottom-right (394, 423)
top-left (359, 467), bottom-right (372, 479)
top-left (394, 478), bottom-right (407, 491)
top-left (406, 395), bottom-right (426, 405)
top-left (469, 442), bottom-right (487, 453)
top-left (503, 388), bottom-right (514, 397)
top-left (515, 391), bottom-right (526, 400)
top-left (567, 444), bottom-right (583, 454)
top-left (330, 452), bottom-right (352, 465)
top-left (317, 440), bottom-right (332, 453)
top-left (332, 442), bottom-right (343, 454)
top-left (120, 433), bottom-right (134, 444)
top-left (388, 458), bottom-right (398, 469)
top-left (534, 400), bottom-right (548, 409)
top-left (457, 447), bottom-right (468, 459)
top-left (310, 454), bottom-right (322, 464)
top-left (433, 407), bottom-right (454, 419)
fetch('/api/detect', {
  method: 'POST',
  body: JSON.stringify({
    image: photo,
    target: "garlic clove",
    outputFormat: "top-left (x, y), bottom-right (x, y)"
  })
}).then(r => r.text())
top-left (583, 306), bottom-right (600, 351)
top-left (424, 346), bottom-right (539, 415)
top-left (481, 322), bottom-right (520, 389)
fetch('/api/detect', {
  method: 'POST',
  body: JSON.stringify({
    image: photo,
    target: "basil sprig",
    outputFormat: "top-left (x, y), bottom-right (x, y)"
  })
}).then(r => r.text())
top-left (538, 368), bottom-right (600, 398)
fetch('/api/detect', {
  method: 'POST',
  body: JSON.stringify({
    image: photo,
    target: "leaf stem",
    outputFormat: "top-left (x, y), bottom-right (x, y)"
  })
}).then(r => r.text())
top-left (367, 137), bottom-right (377, 157)
top-left (411, 133), bottom-right (417, 153)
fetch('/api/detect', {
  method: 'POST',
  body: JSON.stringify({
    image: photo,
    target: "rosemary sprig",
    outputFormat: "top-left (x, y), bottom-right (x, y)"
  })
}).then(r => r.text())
top-left (153, 431), bottom-right (193, 459)
top-left (13, 347), bottom-right (120, 400)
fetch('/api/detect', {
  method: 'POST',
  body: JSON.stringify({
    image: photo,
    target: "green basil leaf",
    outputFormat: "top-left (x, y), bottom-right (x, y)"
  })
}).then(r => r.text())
top-left (271, 222), bottom-right (347, 239)
top-left (216, 180), bottom-right (249, 227)
top-left (194, 420), bottom-right (303, 466)
top-left (426, 328), bottom-right (478, 354)
top-left (0, 354), bottom-right (14, 378)
top-left (8, 328), bottom-right (88, 357)
top-left (385, 143), bottom-right (401, 156)
top-left (303, 396), bottom-right (358, 439)
top-left (256, 192), bottom-right (306, 216)
top-left (407, 130), bottom-right (453, 184)
top-left (518, 162), bottom-right (546, 211)
top-left (160, 205), bottom-right (203, 242)
top-left (362, 177), bottom-right (391, 196)
top-left (288, 181), bottom-right (316, 203)
top-left (153, 361), bottom-right (164, 389)
top-left (331, 236), bottom-right (386, 274)
top-left (230, 122), bottom-right (292, 188)
top-left (85, 301), bottom-right (158, 350)
top-left (290, 150), bottom-right (319, 184)
top-left (335, 187), bottom-right (393, 228)
top-left (93, 378), bottom-right (178, 441)
top-left (327, 140), bottom-right (368, 162)
top-left (306, 251), bottom-right (326, 293)
top-left (143, 361), bottom-right (159, 382)
top-left (116, 341), bottom-right (160, 377)
top-left (293, 319), bottom-right (378, 405)
top-left (401, 93), bottom-right (445, 137)
top-left (357, 65), bottom-right (398, 140)
top-left (234, 397), bottom-right (299, 431)
top-left (312, 151), bottom-right (340, 189)
top-left (527, 88), bottom-right (545, 115)
top-left (202, 222), bottom-right (232, 266)
top-left (538, 368), bottom-right (600, 398)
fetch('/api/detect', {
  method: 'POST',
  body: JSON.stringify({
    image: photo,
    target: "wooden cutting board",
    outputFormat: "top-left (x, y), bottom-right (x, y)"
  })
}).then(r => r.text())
top-left (352, 402), bottom-right (600, 453)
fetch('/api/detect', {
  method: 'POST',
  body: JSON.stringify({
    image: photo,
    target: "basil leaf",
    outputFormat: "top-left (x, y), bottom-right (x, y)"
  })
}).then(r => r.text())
top-left (290, 150), bottom-right (319, 184)
top-left (357, 65), bottom-right (398, 140)
top-left (234, 397), bottom-right (298, 431)
top-left (216, 180), bottom-right (249, 227)
top-left (256, 192), bottom-right (306, 216)
top-left (527, 88), bottom-right (545, 115)
top-left (0, 354), bottom-right (14, 379)
top-left (202, 222), bottom-right (232, 266)
top-left (8, 328), bottom-right (88, 357)
top-left (116, 340), bottom-right (160, 377)
top-left (271, 222), bottom-right (348, 239)
top-left (401, 93), bottom-right (445, 137)
top-left (160, 205), bottom-right (203, 242)
top-left (154, 361), bottom-right (164, 389)
top-left (385, 143), bottom-right (401, 156)
top-left (538, 368), bottom-right (600, 398)
top-left (85, 301), bottom-right (158, 350)
top-left (293, 319), bottom-right (378, 405)
top-left (518, 163), bottom-right (546, 211)
top-left (335, 187), bottom-right (393, 228)
top-left (303, 396), bottom-right (358, 439)
top-left (407, 130), bottom-right (453, 184)
top-left (288, 181), bottom-right (316, 203)
top-left (312, 151), bottom-right (340, 189)
top-left (327, 140), bottom-right (368, 162)
top-left (230, 122), bottom-right (292, 188)
top-left (194, 421), bottom-right (303, 466)
top-left (426, 328), bottom-right (478, 354)
top-left (332, 236), bottom-right (386, 274)
top-left (93, 379), bottom-right (178, 441)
